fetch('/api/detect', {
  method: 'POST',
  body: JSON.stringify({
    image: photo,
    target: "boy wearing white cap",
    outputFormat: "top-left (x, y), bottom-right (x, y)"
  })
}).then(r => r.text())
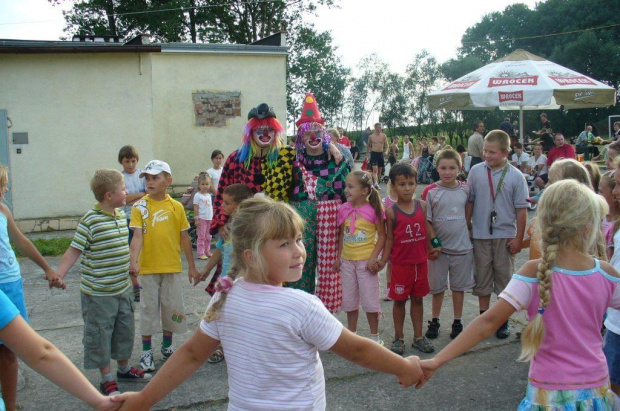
top-left (129, 160), bottom-right (200, 372)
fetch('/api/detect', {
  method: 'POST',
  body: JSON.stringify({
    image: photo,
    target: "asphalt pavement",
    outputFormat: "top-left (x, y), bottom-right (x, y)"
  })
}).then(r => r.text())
top-left (18, 182), bottom-right (533, 410)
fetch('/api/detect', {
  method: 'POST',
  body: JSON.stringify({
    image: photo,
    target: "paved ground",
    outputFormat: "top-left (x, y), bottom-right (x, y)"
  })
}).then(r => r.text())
top-left (18, 182), bottom-right (534, 410)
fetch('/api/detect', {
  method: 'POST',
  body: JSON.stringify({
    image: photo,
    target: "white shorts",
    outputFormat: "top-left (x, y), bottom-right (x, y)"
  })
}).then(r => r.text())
top-left (139, 273), bottom-right (187, 335)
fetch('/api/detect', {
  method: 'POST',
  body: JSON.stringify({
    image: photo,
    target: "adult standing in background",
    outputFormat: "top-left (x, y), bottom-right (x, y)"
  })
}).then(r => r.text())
top-left (499, 117), bottom-right (513, 136)
top-left (401, 135), bottom-right (414, 162)
top-left (337, 127), bottom-right (351, 148)
top-left (468, 121), bottom-right (485, 168)
top-left (366, 123), bottom-right (388, 188)
top-left (532, 113), bottom-right (554, 152)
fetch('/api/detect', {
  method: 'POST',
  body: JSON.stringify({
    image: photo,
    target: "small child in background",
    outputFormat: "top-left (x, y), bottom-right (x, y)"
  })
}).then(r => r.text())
top-left (381, 181), bottom-right (398, 301)
top-left (115, 197), bottom-right (423, 410)
top-left (334, 171), bottom-right (386, 344)
top-left (422, 150), bottom-right (474, 341)
top-left (193, 174), bottom-right (214, 260)
top-left (379, 163), bottom-right (440, 355)
top-left (118, 145), bottom-right (146, 301)
top-left (0, 165), bottom-right (60, 410)
top-left (207, 150), bottom-right (224, 196)
top-left (420, 180), bottom-right (620, 409)
top-left (56, 169), bottom-right (151, 396)
top-left (600, 171), bottom-right (619, 260)
top-left (129, 160), bottom-right (200, 372)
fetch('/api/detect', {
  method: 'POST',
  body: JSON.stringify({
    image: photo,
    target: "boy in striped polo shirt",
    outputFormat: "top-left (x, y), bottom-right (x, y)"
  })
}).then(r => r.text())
top-left (56, 169), bottom-right (151, 397)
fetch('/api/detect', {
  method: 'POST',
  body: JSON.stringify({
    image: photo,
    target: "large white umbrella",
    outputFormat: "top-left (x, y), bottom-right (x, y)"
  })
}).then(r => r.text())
top-left (427, 49), bottom-right (616, 140)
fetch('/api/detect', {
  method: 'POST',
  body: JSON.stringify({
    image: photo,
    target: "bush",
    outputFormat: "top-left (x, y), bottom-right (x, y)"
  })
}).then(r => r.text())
top-left (13, 238), bottom-right (72, 257)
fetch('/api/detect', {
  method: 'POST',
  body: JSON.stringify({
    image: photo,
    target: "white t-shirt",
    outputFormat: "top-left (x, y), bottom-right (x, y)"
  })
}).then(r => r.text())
top-left (193, 192), bottom-right (213, 220)
top-left (606, 230), bottom-right (620, 334)
top-left (200, 279), bottom-right (343, 410)
top-left (527, 154), bottom-right (548, 175)
top-left (511, 152), bottom-right (530, 169)
top-left (207, 168), bottom-right (223, 192)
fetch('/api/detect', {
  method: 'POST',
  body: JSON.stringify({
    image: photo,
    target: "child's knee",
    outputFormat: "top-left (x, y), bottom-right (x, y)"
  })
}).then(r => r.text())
top-left (411, 297), bottom-right (423, 305)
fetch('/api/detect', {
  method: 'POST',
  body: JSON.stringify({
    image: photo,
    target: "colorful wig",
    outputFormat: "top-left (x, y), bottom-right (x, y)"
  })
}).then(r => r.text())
top-left (295, 121), bottom-right (332, 164)
top-left (236, 117), bottom-right (284, 169)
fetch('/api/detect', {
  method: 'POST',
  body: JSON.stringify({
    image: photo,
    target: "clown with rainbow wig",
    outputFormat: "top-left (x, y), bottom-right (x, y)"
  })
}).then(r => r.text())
top-left (287, 93), bottom-right (350, 313)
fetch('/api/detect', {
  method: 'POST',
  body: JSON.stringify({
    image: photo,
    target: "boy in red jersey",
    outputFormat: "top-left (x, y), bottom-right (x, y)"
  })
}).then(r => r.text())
top-left (378, 163), bottom-right (441, 355)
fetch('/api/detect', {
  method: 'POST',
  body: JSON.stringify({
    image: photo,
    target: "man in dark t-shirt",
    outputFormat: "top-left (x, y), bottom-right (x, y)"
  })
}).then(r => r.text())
top-left (533, 113), bottom-right (553, 152)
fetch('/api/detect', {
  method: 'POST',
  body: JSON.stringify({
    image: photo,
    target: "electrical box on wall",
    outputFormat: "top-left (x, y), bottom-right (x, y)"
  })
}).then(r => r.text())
top-left (12, 132), bottom-right (28, 145)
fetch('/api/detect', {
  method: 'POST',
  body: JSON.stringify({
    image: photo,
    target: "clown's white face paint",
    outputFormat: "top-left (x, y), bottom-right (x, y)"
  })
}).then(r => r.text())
top-left (252, 126), bottom-right (275, 148)
top-left (303, 127), bottom-right (325, 155)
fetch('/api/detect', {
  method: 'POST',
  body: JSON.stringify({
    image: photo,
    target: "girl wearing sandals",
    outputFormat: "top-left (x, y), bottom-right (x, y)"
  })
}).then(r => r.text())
top-left (114, 197), bottom-right (423, 410)
top-left (418, 180), bottom-right (620, 409)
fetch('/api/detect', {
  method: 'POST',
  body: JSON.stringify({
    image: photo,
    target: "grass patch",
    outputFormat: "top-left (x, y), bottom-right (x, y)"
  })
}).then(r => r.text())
top-left (13, 238), bottom-right (72, 257)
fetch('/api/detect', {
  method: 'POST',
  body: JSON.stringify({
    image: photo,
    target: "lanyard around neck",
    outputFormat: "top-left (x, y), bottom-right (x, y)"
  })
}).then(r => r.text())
top-left (487, 164), bottom-right (509, 203)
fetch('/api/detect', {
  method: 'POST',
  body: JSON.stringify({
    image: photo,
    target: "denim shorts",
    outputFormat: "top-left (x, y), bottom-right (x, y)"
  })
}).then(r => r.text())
top-left (604, 329), bottom-right (620, 385)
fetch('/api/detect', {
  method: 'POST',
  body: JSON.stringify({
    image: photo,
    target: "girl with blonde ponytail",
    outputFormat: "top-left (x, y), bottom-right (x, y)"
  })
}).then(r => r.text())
top-left (416, 180), bottom-right (620, 410)
top-left (115, 196), bottom-right (424, 409)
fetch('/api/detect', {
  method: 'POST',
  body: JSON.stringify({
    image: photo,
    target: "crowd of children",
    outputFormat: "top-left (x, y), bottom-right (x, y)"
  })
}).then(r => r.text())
top-left (5, 122), bottom-right (620, 410)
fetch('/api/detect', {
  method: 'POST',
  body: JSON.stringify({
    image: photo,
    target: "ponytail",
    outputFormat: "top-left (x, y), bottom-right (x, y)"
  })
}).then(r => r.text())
top-left (368, 186), bottom-right (384, 222)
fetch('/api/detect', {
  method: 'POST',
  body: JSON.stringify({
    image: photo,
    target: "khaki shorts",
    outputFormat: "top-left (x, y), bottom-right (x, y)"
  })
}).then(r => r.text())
top-left (139, 273), bottom-right (187, 336)
top-left (81, 289), bottom-right (135, 369)
top-left (472, 239), bottom-right (515, 297)
top-left (428, 251), bottom-right (475, 294)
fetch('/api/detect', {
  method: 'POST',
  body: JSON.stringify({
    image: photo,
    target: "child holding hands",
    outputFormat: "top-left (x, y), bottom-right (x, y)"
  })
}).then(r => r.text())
top-left (335, 171), bottom-right (386, 344)
top-left (114, 197), bottom-right (423, 410)
top-left (379, 163), bottom-right (440, 355)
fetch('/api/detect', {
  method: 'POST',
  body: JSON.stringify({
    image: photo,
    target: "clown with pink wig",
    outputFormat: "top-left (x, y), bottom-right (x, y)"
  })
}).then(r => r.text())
top-left (286, 93), bottom-right (350, 313)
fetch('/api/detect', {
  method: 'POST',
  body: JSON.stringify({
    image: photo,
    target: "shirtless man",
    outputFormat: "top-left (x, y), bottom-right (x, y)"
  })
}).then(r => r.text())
top-left (366, 122), bottom-right (388, 187)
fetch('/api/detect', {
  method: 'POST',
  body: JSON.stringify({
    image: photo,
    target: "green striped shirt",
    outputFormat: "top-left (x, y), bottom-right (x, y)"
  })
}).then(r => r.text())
top-left (71, 205), bottom-right (131, 296)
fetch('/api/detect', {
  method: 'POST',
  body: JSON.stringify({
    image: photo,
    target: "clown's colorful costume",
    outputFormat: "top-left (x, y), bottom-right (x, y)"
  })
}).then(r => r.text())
top-left (211, 104), bottom-right (297, 235)
top-left (287, 94), bottom-right (349, 313)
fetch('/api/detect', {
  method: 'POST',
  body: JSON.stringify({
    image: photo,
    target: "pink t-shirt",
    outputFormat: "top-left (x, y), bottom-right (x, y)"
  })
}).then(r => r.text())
top-left (200, 279), bottom-right (343, 410)
top-left (500, 259), bottom-right (620, 390)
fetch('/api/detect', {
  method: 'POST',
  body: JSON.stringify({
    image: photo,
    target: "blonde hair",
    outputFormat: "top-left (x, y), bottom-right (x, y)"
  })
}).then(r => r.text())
top-left (484, 130), bottom-right (510, 151)
top-left (204, 197), bottom-right (305, 322)
top-left (197, 173), bottom-right (212, 185)
top-left (582, 162), bottom-right (601, 193)
top-left (519, 180), bottom-right (608, 361)
top-left (347, 171), bottom-right (383, 221)
top-left (547, 158), bottom-right (592, 189)
top-left (0, 165), bottom-right (7, 194)
top-left (90, 169), bottom-right (124, 202)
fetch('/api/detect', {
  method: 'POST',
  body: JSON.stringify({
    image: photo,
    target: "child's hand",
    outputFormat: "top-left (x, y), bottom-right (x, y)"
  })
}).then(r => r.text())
top-left (428, 247), bottom-right (441, 261)
top-left (129, 263), bottom-right (140, 276)
top-left (44, 270), bottom-right (61, 289)
top-left (416, 358), bottom-right (439, 389)
top-left (507, 238), bottom-right (522, 255)
top-left (195, 219), bottom-right (201, 228)
top-left (95, 393), bottom-right (123, 411)
top-left (111, 392), bottom-right (150, 411)
top-left (188, 267), bottom-right (201, 285)
top-left (193, 270), bottom-right (209, 286)
top-left (332, 258), bottom-right (341, 272)
top-left (398, 355), bottom-right (423, 388)
top-left (366, 258), bottom-right (379, 274)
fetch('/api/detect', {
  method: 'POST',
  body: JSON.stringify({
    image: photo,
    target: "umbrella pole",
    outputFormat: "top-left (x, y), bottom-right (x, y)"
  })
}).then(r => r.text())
top-left (519, 107), bottom-right (524, 143)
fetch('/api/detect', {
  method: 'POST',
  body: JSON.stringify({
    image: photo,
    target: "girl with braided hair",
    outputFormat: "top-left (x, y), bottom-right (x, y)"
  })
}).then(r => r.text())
top-left (416, 180), bottom-right (620, 410)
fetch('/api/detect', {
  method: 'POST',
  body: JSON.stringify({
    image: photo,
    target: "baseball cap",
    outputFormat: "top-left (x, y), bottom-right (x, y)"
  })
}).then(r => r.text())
top-left (140, 160), bottom-right (172, 177)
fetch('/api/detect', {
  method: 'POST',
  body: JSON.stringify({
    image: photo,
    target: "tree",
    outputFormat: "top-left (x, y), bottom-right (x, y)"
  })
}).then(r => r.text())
top-left (404, 50), bottom-right (441, 136)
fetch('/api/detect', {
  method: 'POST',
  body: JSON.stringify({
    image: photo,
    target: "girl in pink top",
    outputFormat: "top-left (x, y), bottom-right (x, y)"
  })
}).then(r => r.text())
top-left (114, 197), bottom-right (422, 410)
top-left (416, 180), bottom-right (620, 410)
top-left (334, 171), bottom-right (386, 344)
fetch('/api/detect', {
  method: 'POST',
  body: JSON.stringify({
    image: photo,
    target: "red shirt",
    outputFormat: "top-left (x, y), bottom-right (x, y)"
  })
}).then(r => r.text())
top-left (390, 201), bottom-right (428, 264)
top-left (547, 144), bottom-right (576, 167)
top-left (339, 136), bottom-right (351, 148)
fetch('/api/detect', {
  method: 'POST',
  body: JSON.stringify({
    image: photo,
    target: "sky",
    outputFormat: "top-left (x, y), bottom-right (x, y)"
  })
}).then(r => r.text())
top-left (1, 0), bottom-right (539, 71)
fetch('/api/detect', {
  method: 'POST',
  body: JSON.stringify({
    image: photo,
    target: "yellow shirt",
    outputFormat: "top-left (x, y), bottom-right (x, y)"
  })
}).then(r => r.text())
top-left (341, 217), bottom-right (378, 261)
top-left (130, 194), bottom-right (190, 274)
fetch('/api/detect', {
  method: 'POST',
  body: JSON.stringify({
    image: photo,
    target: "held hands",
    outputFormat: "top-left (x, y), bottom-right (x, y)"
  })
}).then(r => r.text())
top-left (188, 267), bottom-right (201, 285)
top-left (397, 355), bottom-right (423, 388)
top-left (428, 247), bottom-right (441, 261)
top-left (111, 392), bottom-right (150, 410)
top-left (416, 358), bottom-right (440, 389)
top-left (95, 394), bottom-right (123, 411)
top-left (506, 238), bottom-right (521, 255)
top-left (366, 258), bottom-right (380, 274)
top-left (44, 270), bottom-right (66, 290)
top-left (129, 262), bottom-right (140, 276)
top-left (332, 258), bottom-right (341, 272)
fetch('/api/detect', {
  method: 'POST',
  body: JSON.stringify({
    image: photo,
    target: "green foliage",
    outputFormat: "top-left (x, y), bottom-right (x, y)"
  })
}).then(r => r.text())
top-left (13, 238), bottom-right (72, 258)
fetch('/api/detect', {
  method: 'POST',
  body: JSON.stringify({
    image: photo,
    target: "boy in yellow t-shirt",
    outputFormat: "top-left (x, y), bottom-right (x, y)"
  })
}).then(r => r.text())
top-left (129, 160), bottom-right (200, 372)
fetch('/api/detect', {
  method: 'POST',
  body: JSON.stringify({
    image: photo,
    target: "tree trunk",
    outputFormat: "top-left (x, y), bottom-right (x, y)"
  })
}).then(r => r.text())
top-left (104, 0), bottom-right (117, 36)
top-left (188, 0), bottom-right (197, 43)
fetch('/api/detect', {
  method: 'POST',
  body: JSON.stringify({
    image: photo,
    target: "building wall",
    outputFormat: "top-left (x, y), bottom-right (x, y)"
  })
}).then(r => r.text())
top-left (150, 52), bottom-right (287, 184)
top-left (0, 49), bottom-right (287, 228)
top-left (0, 53), bottom-right (155, 221)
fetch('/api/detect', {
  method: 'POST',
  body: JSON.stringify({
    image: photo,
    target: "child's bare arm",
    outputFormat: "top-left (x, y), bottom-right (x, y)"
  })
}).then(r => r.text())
top-left (129, 228), bottom-right (143, 275)
top-left (333, 225), bottom-right (345, 272)
top-left (330, 328), bottom-right (422, 388)
top-left (507, 208), bottom-right (527, 254)
top-left (2, 204), bottom-right (56, 283)
top-left (2, 315), bottom-right (115, 410)
top-left (56, 246), bottom-right (82, 282)
top-left (379, 208), bottom-right (394, 268)
top-left (465, 201), bottom-right (474, 232)
top-left (181, 230), bottom-right (200, 283)
top-left (367, 220), bottom-right (386, 273)
top-left (114, 329), bottom-right (220, 410)
top-left (197, 248), bottom-right (222, 285)
top-left (193, 204), bottom-right (201, 227)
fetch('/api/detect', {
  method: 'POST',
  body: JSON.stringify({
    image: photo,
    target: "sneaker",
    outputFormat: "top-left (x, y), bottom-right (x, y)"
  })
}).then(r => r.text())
top-left (412, 336), bottom-right (435, 353)
top-left (390, 339), bottom-right (405, 355)
top-left (198, 255), bottom-right (208, 260)
top-left (100, 380), bottom-right (121, 396)
top-left (450, 321), bottom-right (463, 339)
top-left (161, 346), bottom-right (176, 360)
top-left (425, 319), bottom-right (440, 339)
top-left (117, 367), bottom-right (152, 382)
top-left (140, 350), bottom-right (155, 372)
top-left (496, 321), bottom-right (510, 339)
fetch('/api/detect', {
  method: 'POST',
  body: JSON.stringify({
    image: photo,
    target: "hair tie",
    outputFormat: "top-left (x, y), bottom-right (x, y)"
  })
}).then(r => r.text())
top-left (215, 277), bottom-right (234, 293)
top-left (537, 307), bottom-right (545, 315)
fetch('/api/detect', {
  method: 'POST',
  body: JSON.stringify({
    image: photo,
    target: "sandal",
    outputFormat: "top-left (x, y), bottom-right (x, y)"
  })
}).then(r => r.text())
top-left (208, 346), bottom-right (225, 363)
top-left (390, 339), bottom-right (405, 355)
top-left (412, 336), bottom-right (435, 353)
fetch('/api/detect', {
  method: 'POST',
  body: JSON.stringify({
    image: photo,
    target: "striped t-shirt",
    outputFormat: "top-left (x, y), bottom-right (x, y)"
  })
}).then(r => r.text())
top-left (200, 279), bottom-right (343, 410)
top-left (71, 205), bottom-right (131, 296)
